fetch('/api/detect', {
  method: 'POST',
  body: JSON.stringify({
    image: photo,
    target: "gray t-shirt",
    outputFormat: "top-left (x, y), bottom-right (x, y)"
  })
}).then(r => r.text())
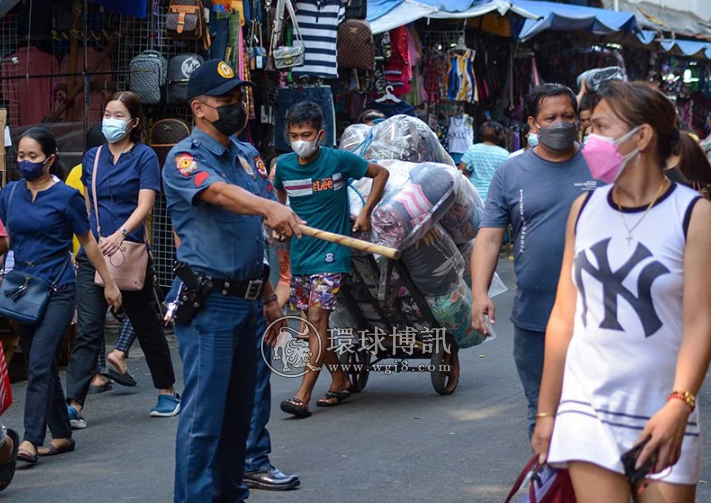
top-left (481, 147), bottom-right (597, 332)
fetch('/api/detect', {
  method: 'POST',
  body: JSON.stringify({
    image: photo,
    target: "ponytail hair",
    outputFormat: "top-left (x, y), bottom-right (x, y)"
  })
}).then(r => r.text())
top-left (19, 127), bottom-right (66, 181)
top-left (675, 132), bottom-right (711, 185)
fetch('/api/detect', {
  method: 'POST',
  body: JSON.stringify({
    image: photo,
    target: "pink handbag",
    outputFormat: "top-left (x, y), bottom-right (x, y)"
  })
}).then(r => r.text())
top-left (91, 145), bottom-right (148, 291)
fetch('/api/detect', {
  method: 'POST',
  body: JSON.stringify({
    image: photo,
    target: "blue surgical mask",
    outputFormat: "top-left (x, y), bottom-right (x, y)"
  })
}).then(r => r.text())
top-left (18, 158), bottom-right (49, 181)
top-left (528, 132), bottom-right (539, 147)
top-left (102, 117), bottom-right (130, 143)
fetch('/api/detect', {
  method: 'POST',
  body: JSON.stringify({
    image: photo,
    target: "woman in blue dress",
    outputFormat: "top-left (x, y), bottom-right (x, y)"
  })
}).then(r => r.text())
top-left (0, 127), bottom-right (121, 464)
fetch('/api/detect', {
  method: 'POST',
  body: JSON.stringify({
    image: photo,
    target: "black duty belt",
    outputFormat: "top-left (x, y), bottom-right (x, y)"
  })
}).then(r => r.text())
top-left (174, 263), bottom-right (266, 300)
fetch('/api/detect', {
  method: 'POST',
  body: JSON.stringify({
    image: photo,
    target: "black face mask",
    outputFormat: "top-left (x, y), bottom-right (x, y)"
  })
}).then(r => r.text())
top-left (209, 103), bottom-right (247, 136)
top-left (536, 121), bottom-right (577, 152)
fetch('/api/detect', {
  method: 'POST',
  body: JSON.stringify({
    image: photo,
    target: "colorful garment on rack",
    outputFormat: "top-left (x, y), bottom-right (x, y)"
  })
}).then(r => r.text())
top-left (423, 51), bottom-right (445, 104)
top-left (1, 47), bottom-right (60, 127)
top-left (446, 49), bottom-right (478, 103)
top-left (58, 48), bottom-right (113, 122)
top-left (385, 26), bottom-right (412, 96)
top-left (293, 0), bottom-right (345, 80)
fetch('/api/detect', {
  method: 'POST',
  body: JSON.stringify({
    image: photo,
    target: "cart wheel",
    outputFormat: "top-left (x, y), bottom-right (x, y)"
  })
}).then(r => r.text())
top-left (430, 335), bottom-right (460, 395)
top-left (339, 349), bottom-right (370, 393)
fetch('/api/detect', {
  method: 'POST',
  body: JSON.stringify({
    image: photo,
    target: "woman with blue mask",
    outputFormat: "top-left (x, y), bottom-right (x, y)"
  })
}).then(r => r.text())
top-left (65, 92), bottom-right (179, 428)
top-left (2, 127), bottom-right (122, 465)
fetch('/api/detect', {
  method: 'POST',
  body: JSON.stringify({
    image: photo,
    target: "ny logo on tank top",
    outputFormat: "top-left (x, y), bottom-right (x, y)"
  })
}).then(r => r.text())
top-left (574, 238), bottom-right (670, 337)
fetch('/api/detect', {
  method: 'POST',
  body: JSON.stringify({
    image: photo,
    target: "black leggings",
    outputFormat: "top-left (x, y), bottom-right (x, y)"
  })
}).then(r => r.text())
top-left (65, 254), bottom-right (175, 408)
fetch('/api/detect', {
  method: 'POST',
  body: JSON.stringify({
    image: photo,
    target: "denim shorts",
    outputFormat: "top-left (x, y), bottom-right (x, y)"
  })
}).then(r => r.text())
top-left (275, 85), bottom-right (336, 152)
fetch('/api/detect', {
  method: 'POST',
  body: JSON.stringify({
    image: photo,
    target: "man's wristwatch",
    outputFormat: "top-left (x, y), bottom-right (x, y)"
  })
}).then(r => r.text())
top-left (119, 227), bottom-right (128, 237)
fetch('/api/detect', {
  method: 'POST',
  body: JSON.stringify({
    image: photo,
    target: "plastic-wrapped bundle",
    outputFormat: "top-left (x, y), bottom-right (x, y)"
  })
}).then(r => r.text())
top-left (439, 176), bottom-right (485, 245)
top-left (458, 240), bottom-right (474, 286)
top-left (402, 225), bottom-right (463, 297)
top-left (426, 280), bottom-right (486, 349)
top-left (370, 162), bottom-right (460, 250)
top-left (340, 115), bottom-right (455, 166)
top-left (347, 160), bottom-right (421, 220)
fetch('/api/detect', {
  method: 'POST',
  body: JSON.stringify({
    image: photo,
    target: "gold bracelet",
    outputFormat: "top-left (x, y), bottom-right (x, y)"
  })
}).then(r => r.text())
top-left (668, 390), bottom-right (696, 412)
top-left (535, 412), bottom-right (556, 419)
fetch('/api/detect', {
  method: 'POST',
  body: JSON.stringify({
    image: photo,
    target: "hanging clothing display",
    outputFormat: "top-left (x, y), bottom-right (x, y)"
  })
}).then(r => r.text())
top-left (446, 115), bottom-right (474, 154)
top-left (446, 49), bottom-right (478, 103)
top-left (384, 26), bottom-right (412, 96)
top-left (58, 48), bottom-right (113, 122)
top-left (364, 99), bottom-right (415, 118)
top-left (293, 0), bottom-right (345, 80)
top-left (1, 47), bottom-right (59, 127)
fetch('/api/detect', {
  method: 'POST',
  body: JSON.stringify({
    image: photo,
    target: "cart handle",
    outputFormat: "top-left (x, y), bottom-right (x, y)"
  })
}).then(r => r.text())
top-left (299, 225), bottom-right (401, 260)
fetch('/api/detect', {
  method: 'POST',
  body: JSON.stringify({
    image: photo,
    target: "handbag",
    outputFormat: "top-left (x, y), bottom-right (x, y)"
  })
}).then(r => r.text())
top-left (0, 183), bottom-right (71, 325)
top-left (166, 0), bottom-right (211, 50)
top-left (337, 19), bottom-right (375, 70)
top-left (91, 146), bottom-right (149, 292)
top-left (270, 0), bottom-right (305, 70)
top-left (505, 455), bottom-right (577, 503)
top-left (345, 0), bottom-right (367, 19)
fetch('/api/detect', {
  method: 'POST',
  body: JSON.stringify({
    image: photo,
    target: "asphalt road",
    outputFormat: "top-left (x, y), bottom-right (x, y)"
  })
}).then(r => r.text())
top-left (4, 259), bottom-right (711, 502)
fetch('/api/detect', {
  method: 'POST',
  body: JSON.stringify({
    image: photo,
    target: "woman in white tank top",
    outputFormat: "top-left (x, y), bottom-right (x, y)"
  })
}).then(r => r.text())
top-left (531, 81), bottom-right (711, 503)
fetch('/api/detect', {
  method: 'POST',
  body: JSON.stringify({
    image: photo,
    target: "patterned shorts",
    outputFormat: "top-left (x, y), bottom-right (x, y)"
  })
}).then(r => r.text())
top-left (290, 273), bottom-right (346, 312)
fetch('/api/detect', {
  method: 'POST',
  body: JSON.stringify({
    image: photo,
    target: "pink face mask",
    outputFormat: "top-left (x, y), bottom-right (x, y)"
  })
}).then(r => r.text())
top-left (581, 126), bottom-right (641, 184)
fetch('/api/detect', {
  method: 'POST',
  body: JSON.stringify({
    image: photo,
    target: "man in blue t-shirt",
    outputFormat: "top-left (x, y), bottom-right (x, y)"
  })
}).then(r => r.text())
top-left (273, 102), bottom-right (389, 418)
top-left (470, 84), bottom-right (598, 440)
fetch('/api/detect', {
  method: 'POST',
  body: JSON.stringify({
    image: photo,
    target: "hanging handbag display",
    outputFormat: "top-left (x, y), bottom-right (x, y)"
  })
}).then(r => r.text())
top-left (129, 50), bottom-right (168, 105)
top-left (91, 146), bottom-right (149, 292)
top-left (166, 54), bottom-right (204, 105)
top-left (149, 118), bottom-right (192, 167)
top-left (0, 183), bottom-right (72, 325)
top-left (345, 0), bottom-right (367, 19)
top-left (337, 19), bottom-right (375, 71)
top-left (270, 0), bottom-right (305, 70)
top-left (166, 0), bottom-right (211, 50)
top-left (505, 455), bottom-right (577, 503)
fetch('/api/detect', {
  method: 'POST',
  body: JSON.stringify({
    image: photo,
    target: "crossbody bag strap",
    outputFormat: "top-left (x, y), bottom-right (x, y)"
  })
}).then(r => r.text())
top-left (49, 252), bottom-right (72, 290)
top-left (270, 0), bottom-right (285, 51)
top-left (284, 0), bottom-right (304, 46)
top-left (4, 182), bottom-right (19, 245)
top-left (91, 145), bottom-right (103, 238)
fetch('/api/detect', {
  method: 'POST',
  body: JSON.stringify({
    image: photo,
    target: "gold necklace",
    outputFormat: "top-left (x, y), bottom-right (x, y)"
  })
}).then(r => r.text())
top-left (615, 179), bottom-right (668, 246)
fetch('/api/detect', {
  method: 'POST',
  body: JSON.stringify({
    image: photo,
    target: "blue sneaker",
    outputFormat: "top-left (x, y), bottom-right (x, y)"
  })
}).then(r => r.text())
top-left (67, 405), bottom-right (87, 429)
top-left (150, 393), bottom-right (181, 417)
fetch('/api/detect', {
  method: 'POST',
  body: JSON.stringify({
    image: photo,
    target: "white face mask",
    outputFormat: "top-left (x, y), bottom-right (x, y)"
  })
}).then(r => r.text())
top-left (291, 132), bottom-right (322, 158)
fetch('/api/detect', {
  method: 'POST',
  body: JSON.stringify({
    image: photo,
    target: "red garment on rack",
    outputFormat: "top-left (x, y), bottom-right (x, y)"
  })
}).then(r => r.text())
top-left (385, 26), bottom-right (412, 96)
top-left (58, 48), bottom-right (113, 122)
top-left (1, 47), bottom-right (60, 127)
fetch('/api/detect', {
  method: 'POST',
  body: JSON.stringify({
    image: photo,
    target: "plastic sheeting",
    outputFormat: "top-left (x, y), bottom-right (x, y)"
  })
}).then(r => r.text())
top-left (341, 115), bottom-right (455, 166)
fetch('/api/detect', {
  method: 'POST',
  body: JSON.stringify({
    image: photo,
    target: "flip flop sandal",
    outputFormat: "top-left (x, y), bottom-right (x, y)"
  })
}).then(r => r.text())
top-left (316, 390), bottom-right (351, 407)
top-left (88, 380), bottom-right (113, 394)
top-left (17, 445), bottom-right (38, 465)
top-left (38, 438), bottom-right (76, 457)
top-left (104, 368), bottom-right (137, 387)
top-left (280, 398), bottom-right (312, 418)
top-left (0, 429), bottom-right (19, 492)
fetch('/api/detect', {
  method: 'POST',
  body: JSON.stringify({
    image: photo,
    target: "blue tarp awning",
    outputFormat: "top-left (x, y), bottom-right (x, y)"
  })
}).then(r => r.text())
top-left (367, 0), bottom-right (541, 35)
top-left (510, 0), bottom-right (641, 42)
top-left (635, 30), bottom-right (711, 60)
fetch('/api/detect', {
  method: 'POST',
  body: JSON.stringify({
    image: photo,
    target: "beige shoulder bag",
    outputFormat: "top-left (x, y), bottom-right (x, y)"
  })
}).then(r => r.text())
top-left (92, 145), bottom-right (149, 291)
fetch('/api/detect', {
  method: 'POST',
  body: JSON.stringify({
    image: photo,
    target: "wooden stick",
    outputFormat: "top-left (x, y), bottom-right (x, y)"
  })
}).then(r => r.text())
top-left (299, 225), bottom-right (400, 260)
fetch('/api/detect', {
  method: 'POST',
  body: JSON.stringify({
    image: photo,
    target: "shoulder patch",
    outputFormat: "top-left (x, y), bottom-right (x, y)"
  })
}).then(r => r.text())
top-left (175, 154), bottom-right (198, 177)
top-left (238, 156), bottom-right (256, 179)
top-left (254, 156), bottom-right (268, 179)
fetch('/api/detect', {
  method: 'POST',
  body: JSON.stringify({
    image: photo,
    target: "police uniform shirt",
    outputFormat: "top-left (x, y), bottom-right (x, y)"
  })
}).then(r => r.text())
top-left (162, 128), bottom-right (266, 281)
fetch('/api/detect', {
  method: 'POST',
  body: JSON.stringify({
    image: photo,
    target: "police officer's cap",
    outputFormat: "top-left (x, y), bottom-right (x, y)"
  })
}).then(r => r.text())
top-left (186, 60), bottom-right (254, 101)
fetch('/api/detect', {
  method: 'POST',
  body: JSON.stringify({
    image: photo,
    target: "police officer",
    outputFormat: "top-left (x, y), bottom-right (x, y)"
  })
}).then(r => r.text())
top-left (163, 60), bottom-right (302, 503)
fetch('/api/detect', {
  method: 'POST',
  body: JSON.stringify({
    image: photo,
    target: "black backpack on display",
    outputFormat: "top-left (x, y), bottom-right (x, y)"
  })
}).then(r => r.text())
top-left (129, 50), bottom-right (168, 105)
top-left (167, 54), bottom-right (204, 105)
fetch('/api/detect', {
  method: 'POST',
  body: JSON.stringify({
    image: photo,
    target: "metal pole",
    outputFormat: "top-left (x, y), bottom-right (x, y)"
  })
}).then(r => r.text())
top-left (614, 0), bottom-right (619, 11)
